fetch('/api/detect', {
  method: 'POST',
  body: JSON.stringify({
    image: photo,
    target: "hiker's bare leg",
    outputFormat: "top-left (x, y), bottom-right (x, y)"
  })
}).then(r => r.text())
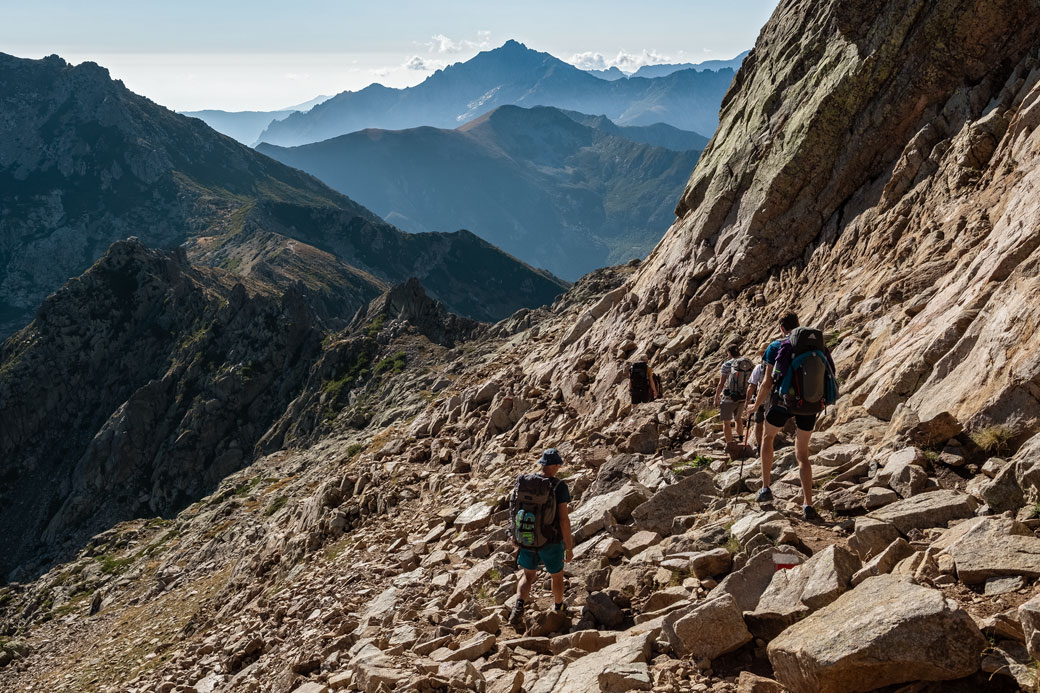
top-left (517, 568), bottom-right (537, 602)
top-left (735, 414), bottom-right (744, 440)
top-left (550, 571), bottom-right (565, 604)
top-left (723, 419), bottom-right (733, 444)
top-left (761, 422), bottom-right (780, 489)
top-left (796, 428), bottom-right (813, 506)
top-left (755, 421), bottom-right (764, 449)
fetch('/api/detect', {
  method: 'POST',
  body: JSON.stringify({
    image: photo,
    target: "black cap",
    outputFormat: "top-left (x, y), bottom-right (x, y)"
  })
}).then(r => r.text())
top-left (538, 448), bottom-right (563, 466)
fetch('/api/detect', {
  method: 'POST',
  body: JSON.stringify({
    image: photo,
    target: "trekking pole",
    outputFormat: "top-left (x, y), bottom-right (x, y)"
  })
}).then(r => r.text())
top-left (738, 411), bottom-right (752, 494)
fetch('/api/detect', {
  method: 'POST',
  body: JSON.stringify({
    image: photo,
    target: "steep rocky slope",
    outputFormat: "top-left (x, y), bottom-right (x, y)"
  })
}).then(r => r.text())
top-left (4, 0), bottom-right (1040, 691)
top-left (0, 53), bottom-right (566, 334)
top-left (258, 105), bottom-right (700, 279)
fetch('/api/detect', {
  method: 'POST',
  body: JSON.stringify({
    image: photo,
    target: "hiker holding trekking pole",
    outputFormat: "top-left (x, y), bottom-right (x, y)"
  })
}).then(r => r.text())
top-left (714, 343), bottom-right (752, 446)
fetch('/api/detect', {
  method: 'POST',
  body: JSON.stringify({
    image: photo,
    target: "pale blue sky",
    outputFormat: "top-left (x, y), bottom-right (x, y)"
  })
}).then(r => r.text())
top-left (3, 0), bottom-right (780, 111)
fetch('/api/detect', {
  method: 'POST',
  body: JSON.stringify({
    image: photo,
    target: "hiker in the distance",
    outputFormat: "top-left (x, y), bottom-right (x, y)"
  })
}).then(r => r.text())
top-left (508, 448), bottom-right (574, 625)
top-left (713, 343), bottom-right (752, 446)
top-left (745, 351), bottom-right (768, 453)
top-left (750, 312), bottom-right (838, 520)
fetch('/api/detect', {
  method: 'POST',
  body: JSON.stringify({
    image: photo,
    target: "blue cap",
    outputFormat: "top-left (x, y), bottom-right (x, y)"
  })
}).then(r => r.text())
top-left (539, 448), bottom-right (564, 466)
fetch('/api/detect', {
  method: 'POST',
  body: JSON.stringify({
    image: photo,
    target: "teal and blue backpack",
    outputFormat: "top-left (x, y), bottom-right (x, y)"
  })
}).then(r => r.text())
top-left (777, 327), bottom-right (838, 415)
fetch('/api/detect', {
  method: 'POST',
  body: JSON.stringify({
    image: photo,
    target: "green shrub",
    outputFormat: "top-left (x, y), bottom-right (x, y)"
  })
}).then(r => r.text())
top-left (265, 496), bottom-right (288, 516)
top-left (695, 408), bottom-right (719, 423)
top-left (94, 554), bottom-right (133, 575)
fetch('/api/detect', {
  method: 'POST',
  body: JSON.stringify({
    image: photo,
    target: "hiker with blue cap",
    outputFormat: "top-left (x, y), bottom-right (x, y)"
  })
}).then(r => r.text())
top-left (507, 448), bottom-right (574, 625)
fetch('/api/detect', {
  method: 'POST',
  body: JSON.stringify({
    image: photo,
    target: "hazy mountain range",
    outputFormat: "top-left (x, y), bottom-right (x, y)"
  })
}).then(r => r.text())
top-left (256, 40), bottom-right (736, 147)
top-left (181, 94), bottom-right (331, 146)
top-left (258, 105), bottom-right (702, 280)
top-left (584, 50), bottom-right (749, 80)
top-left (0, 53), bottom-right (565, 337)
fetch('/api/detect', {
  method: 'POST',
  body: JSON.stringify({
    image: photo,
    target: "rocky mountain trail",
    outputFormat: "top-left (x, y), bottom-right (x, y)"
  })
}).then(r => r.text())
top-left (5, 0), bottom-right (1040, 691)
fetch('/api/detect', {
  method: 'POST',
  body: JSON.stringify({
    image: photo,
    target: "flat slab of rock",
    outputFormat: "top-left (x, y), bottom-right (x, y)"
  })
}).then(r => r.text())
top-left (454, 501), bottom-right (494, 531)
top-left (663, 593), bottom-right (752, 660)
top-left (867, 489), bottom-right (975, 534)
top-left (768, 574), bottom-right (986, 693)
top-left (598, 662), bottom-right (652, 692)
top-left (446, 557), bottom-right (496, 608)
top-left (431, 632), bottom-right (496, 662)
top-left (571, 483), bottom-right (651, 542)
top-left (933, 516), bottom-right (1040, 584)
top-left (631, 471), bottom-right (714, 535)
top-left (711, 547), bottom-right (806, 612)
top-left (551, 633), bottom-right (651, 693)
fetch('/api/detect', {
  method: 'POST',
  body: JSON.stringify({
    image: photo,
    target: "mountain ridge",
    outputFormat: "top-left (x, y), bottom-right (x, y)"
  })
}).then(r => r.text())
top-left (256, 40), bottom-right (736, 147)
top-left (257, 104), bottom-right (701, 279)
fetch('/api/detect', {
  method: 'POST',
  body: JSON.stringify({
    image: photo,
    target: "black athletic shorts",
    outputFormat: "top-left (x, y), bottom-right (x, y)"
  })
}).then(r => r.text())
top-left (765, 403), bottom-right (817, 432)
top-left (753, 408), bottom-right (765, 423)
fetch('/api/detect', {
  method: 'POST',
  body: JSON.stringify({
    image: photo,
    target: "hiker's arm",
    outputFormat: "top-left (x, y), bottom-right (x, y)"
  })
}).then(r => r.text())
top-left (753, 369), bottom-right (773, 411)
top-left (713, 373), bottom-right (725, 406)
top-left (745, 382), bottom-right (756, 404)
top-left (559, 503), bottom-right (573, 561)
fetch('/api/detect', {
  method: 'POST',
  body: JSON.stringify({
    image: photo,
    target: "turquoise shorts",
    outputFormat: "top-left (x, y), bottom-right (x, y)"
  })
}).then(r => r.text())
top-left (518, 542), bottom-right (565, 574)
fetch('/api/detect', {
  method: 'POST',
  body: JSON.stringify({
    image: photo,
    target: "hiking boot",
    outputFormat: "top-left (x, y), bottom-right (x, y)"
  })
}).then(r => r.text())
top-left (756, 486), bottom-right (773, 503)
top-left (508, 601), bottom-right (524, 626)
top-left (803, 505), bottom-right (822, 522)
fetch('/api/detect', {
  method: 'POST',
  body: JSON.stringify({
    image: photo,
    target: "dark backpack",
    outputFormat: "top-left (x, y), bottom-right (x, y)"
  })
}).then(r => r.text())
top-left (724, 357), bottom-right (753, 399)
top-left (778, 327), bottom-right (839, 414)
top-left (509, 474), bottom-right (560, 548)
top-left (630, 361), bottom-right (660, 404)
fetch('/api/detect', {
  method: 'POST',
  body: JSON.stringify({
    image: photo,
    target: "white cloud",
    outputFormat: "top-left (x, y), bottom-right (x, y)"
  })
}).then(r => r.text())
top-left (423, 31), bottom-right (493, 55)
top-left (568, 48), bottom-right (676, 73)
top-left (404, 55), bottom-right (429, 71)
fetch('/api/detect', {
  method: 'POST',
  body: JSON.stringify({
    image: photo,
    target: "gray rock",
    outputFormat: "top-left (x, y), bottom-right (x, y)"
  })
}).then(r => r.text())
top-left (663, 593), bottom-right (752, 660)
top-left (867, 489), bottom-right (976, 534)
top-left (631, 471), bottom-right (714, 535)
top-left (850, 538), bottom-right (916, 586)
top-left (848, 517), bottom-right (901, 560)
top-left (933, 516), bottom-right (1040, 584)
top-left (768, 575), bottom-right (986, 693)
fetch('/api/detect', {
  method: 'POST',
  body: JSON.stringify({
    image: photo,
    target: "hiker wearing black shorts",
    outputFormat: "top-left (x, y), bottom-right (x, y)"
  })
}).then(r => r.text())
top-left (509, 449), bottom-right (573, 625)
top-left (750, 313), bottom-right (835, 520)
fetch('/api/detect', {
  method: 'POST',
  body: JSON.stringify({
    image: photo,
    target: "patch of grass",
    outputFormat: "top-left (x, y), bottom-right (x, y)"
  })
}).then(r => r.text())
top-left (971, 425), bottom-right (1015, 455)
top-left (673, 455), bottom-right (712, 473)
top-left (234, 476), bottom-right (265, 497)
top-left (95, 554), bottom-right (134, 575)
top-left (724, 535), bottom-right (741, 554)
top-left (374, 350), bottom-right (407, 375)
top-left (825, 329), bottom-right (845, 349)
top-left (695, 408), bottom-right (719, 423)
top-left (813, 474), bottom-right (837, 489)
top-left (0, 587), bottom-right (12, 608)
top-left (923, 449), bottom-right (940, 465)
top-left (1029, 503), bottom-right (1040, 520)
top-left (345, 443), bottom-right (365, 458)
top-left (487, 568), bottom-right (502, 582)
top-left (366, 314), bottom-right (386, 339)
top-left (52, 591), bottom-right (93, 618)
top-left (265, 496), bottom-right (289, 516)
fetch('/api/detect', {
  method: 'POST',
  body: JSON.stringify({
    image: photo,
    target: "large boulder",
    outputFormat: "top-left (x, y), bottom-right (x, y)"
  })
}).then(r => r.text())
top-left (877, 447), bottom-right (928, 498)
top-left (631, 471), bottom-right (714, 535)
top-left (768, 575), bottom-right (986, 693)
top-left (866, 489), bottom-right (976, 534)
top-left (662, 593), bottom-right (752, 660)
top-left (847, 517), bottom-right (901, 560)
top-left (710, 547), bottom-right (807, 612)
top-left (570, 482), bottom-right (651, 543)
top-left (551, 633), bottom-right (651, 693)
top-left (1019, 593), bottom-right (1040, 660)
top-left (932, 515), bottom-right (1040, 584)
top-left (747, 546), bottom-right (860, 639)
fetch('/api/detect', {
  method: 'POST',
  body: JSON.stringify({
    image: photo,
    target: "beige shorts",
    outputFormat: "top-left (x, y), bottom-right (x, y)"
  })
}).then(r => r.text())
top-left (720, 398), bottom-right (745, 422)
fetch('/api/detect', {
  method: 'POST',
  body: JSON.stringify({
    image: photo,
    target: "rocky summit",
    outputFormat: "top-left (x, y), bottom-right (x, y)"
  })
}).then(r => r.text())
top-left (3, 0), bottom-right (1040, 692)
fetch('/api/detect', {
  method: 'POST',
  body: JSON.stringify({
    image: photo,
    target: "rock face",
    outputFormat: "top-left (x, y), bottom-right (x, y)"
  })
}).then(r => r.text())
top-left (768, 575), bottom-right (986, 692)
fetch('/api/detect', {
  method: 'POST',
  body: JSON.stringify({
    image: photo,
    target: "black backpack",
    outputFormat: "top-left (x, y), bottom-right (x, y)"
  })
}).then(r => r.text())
top-left (778, 327), bottom-right (838, 415)
top-left (630, 361), bottom-right (661, 404)
top-left (509, 474), bottom-right (560, 548)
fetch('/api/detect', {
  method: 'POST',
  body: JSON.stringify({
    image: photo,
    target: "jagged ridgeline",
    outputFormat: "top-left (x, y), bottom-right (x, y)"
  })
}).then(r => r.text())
top-left (0, 52), bottom-right (567, 338)
top-left (4, 0), bottom-right (1040, 691)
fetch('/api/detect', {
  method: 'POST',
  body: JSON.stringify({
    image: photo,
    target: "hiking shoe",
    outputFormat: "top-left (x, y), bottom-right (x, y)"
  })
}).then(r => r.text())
top-left (756, 487), bottom-right (773, 503)
top-left (803, 505), bottom-right (822, 522)
top-left (508, 601), bottom-right (524, 626)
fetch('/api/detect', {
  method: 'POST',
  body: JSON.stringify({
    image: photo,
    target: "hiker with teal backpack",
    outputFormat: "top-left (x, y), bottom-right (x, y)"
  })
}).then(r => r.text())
top-left (745, 351), bottom-right (769, 452)
top-left (508, 449), bottom-right (574, 625)
top-left (714, 343), bottom-right (753, 446)
top-left (750, 313), bottom-right (838, 520)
